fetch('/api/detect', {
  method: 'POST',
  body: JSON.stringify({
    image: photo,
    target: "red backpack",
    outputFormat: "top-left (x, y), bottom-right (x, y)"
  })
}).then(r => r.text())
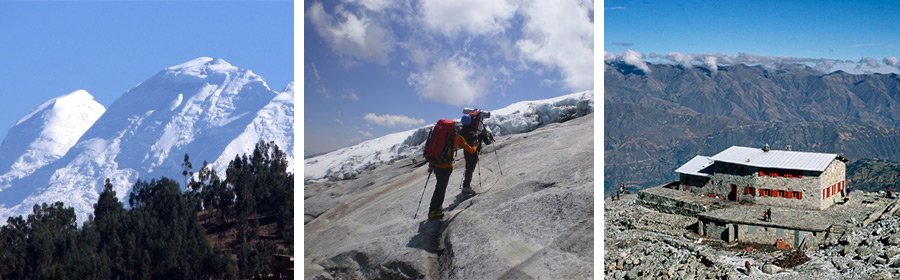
top-left (423, 119), bottom-right (456, 165)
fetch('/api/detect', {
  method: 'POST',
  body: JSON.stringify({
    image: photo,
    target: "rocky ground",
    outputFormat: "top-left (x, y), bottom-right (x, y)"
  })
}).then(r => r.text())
top-left (605, 192), bottom-right (900, 280)
top-left (305, 113), bottom-right (593, 279)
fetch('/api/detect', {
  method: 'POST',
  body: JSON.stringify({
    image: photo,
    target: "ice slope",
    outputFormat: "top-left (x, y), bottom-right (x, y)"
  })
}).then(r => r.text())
top-left (304, 90), bottom-right (593, 181)
top-left (0, 58), bottom-right (293, 223)
top-left (0, 90), bottom-right (106, 190)
top-left (212, 82), bottom-right (295, 175)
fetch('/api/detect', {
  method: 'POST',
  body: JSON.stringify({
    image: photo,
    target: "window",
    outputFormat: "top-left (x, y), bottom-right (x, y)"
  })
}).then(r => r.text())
top-left (785, 191), bottom-right (793, 199)
top-left (796, 191), bottom-right (802, 200)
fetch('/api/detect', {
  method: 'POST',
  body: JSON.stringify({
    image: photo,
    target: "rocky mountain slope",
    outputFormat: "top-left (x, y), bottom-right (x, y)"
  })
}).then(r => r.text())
top-left (605, 62), bottom-right (900, 195)
top-left (847, 158), bottom-right (900, 193)
top-left (605, 192), bottom-right (900, 280)
top-left (305, 112), bottom-right (593, 279)
top-left (0, 57), bottom-right (293, 223)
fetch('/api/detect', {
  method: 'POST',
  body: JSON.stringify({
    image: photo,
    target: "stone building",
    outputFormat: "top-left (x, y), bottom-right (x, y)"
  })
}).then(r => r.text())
top-left (675, 145), bottom-right (848, 210)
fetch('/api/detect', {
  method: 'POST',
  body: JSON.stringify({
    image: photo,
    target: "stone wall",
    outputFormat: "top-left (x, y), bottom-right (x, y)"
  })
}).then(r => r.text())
top-left (750, 169), bottom-right (821, 210)
top-left (818, 159), bottom-right (847, 209)
top-left (694, 159), bottom-right (847, 210)
top-left (700, 220), bottom-right (823, 248)
top-left (637, 188), bottom-right (709, 217)
top-left (703, 220), bottom-right (732, 242)
top-left (679, 174), bottom-right (710, 193)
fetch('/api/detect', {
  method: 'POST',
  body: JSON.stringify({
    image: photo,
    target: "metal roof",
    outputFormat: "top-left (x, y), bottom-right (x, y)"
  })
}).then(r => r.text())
top-left (675, 155), bottom-right (714, 177)
top-left (710, 146), bottom-right (839, 172)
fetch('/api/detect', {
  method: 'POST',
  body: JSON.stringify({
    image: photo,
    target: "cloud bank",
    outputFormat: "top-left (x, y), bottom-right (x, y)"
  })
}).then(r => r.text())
top-left (408, 56), bottom-right (491, 106)
top-left (307, 2), bottom-right (394, 64)
top-left (606, 50), bottom-right (900, 75)
top-left (308, 0), bottom-right (594, 106)
top-left (363, 113), bottom-right (426, 128)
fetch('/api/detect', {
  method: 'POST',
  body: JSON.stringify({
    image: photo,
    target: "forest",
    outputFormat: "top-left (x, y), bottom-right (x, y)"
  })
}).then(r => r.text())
top-left (0, 142), bottom-right (293, 279)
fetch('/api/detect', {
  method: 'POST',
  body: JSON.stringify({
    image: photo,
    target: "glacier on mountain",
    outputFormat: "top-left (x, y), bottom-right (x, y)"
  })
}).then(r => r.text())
top-left (0, 90), bottom-right (106, 191)
top-left (304, 90), bottom-right (593, 181)
top-left (0, 57), bottom-right (293, 224)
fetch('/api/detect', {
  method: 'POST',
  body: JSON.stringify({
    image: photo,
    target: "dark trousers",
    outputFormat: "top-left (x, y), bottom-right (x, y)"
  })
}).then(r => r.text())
top-left (429, 167), bottom-right (453, 212)
top-left (463, 152), bottom-right (478, 188)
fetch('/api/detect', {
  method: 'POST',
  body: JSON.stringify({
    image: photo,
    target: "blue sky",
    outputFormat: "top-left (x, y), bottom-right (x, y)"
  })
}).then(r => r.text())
top-left (605, 1), bottom-right (900, 74)
top-left (304, 0), bottom-right (595, 156)
top-left (0, 1), bottom-right (293, 142)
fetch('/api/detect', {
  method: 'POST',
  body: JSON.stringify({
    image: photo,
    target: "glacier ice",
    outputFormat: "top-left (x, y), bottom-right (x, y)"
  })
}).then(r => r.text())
top-left (304, 90), bottom-right (593, 181)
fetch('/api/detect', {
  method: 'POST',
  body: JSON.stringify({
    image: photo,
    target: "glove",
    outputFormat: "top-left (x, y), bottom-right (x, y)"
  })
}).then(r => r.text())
top-left (427, 167), bottom-right (433, 174)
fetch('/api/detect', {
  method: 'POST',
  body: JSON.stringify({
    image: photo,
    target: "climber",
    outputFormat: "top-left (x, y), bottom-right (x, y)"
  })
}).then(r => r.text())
top-left (426, 121), bottom-right (479, 221)
top-left (459, 110), bottom-right (493, 194)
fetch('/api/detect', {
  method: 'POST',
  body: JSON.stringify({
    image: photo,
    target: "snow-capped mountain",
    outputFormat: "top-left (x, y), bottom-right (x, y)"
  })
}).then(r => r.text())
top-left (0, 57), bottom-right (293, 223)
top-left (0, 90), bottom-right (105, 191)
top-left (304, 90), bottom-right (593, 181)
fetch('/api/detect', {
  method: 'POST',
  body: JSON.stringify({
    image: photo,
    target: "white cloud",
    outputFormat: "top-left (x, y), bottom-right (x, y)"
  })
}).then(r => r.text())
top-left (307, 2), bottom-right (394, 64)
top-left (407, 56), bottom-right (490, 106)
top-left (883, 56), bottom-right (899, 67)
top-left (364, 113), bottom-right (425, 128)
top-left (620, 50), bottom-right (651, 73)
top-left (353, 125), bottom-right (373, 137)
top-left (348, 0), bottom-right (394, 12)
top-left (310, 63), bottom-right (322, 81)
top-left (665, 52), bottom-right (695, 68)
top-left (604, 51), bottom-right (616, 62)
top-left (517, 0), bottom-right (594, 91)
top-left (342, 89), bottom-right (359, 101)
top-left (702, 55), bottom-right (718, 74)
top-left (419, 0), bottom-right (516, 37)
top-left (335, 118), bottom-right (345, 127)
top-left (858, 57), bottom-right (879, 68)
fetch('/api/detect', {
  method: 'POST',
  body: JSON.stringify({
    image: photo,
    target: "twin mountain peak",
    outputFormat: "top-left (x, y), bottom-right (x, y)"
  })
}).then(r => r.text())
top-left (0, 57), bottom-right (294, 224)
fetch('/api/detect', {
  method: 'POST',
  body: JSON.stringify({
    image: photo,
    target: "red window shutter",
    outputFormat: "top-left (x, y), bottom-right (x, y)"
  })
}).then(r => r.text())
top-left (786, 191), bottom-right (793, 199)
top-left (797, 192), bottom-right (802, 199)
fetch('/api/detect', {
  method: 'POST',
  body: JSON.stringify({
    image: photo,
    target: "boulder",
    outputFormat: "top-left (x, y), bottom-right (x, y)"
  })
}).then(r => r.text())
top-left (761, 263), bottom-right (783, 274)
top-left (872, 271), bottom-right (892, 280)
top-left (831, 259), bottom-right (843, 271)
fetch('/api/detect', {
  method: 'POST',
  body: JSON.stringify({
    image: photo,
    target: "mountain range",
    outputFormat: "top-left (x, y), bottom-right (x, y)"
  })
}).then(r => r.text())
top-left (0, 57), bottom-right (293, 223)
top-left (605, 61), bottom-right (900, 195)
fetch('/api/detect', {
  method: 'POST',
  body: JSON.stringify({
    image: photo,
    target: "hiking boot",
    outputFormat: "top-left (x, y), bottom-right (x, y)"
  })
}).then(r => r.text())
top-left (428, 210), bottom-right (444, 221)
top-left (462, 186), bottom-right (476, 194)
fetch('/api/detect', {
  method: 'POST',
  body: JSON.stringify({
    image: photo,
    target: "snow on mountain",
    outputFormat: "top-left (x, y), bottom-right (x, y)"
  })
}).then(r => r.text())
top-left (212, 81), bottom-right (294, 175)
top-left (0, 57), bottom-right (293, 223)
top-left (304, 90), bottom-right (593, 181)
top-left (0, 90), bottom-right (106, 190)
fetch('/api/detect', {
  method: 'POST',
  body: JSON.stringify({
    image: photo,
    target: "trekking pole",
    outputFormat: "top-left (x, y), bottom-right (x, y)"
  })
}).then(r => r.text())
top-left (477, 152), bottom-right (483, 189)
top-left (414, 172), bottom-right (432, 219)
top-left (492, 147), bottom-right (503, 176)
